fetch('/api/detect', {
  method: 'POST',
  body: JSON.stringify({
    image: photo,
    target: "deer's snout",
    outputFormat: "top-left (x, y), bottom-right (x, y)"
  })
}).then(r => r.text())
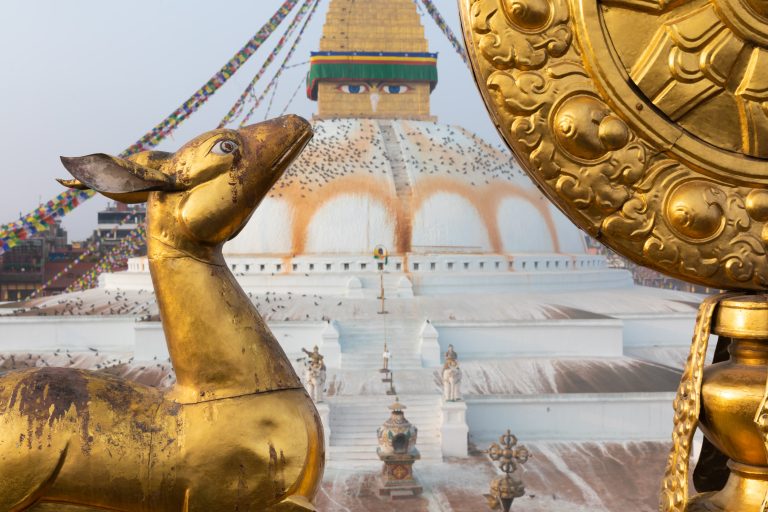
top-left (238, 115), bottom-right (313, 184)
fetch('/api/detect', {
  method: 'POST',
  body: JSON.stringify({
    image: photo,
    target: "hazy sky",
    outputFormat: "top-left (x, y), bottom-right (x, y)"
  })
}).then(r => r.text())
top-left (0, 0), bottom-right (506, 241)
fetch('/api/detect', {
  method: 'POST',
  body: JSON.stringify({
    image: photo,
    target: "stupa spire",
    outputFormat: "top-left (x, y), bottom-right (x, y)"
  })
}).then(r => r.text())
top-left (306, 0), bottom-right (437, 120)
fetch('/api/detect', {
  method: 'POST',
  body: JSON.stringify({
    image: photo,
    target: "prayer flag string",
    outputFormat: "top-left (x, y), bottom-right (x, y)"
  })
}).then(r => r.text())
top-left (238, 0), bottom-right (322, 127)
top-left (218, 0), bottom-right (314, 128)
top-left (65, 225), bottom-right (147, 294)
top-left (416, 0), bottom-right (469, 65)
top-left (123, 0), bottom-right (301, 155)
top-left (27, 212), bottom-right (144, 299)
top-left (0, 0), bottom-right (300, 254)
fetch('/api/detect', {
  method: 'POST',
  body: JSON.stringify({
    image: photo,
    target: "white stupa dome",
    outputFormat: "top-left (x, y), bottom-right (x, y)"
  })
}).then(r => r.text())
top-left (225, 118), bottom-right (586, 257)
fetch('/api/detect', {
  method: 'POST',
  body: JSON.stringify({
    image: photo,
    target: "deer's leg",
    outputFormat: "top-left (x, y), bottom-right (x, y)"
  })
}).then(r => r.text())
top-left (0, 445), bottom-right (68, 512)
top-left (26, 504), bottom-right (108, 512)
top-left (267, 495), bottom-right (317, 512)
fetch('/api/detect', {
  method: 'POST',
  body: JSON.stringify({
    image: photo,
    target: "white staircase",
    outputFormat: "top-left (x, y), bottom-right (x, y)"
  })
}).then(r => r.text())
top-left (328, 395), bottom-right (443, 462)
top-left (338, 319), bottom-right (423, 370)
top-left (378, 120), bottom-right (412, 204)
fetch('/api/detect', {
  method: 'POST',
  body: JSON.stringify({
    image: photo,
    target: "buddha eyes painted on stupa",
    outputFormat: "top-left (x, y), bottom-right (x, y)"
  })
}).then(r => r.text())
top-left (336, 83), bottom-right (411, 95)
top-left (381, 84), bottom-right (410, 94)
top-left (337, 84), bottom-right (369, 94)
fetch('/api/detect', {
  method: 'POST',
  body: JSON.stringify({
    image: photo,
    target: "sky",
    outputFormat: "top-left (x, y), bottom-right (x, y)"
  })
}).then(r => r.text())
top-left (0, 0), bottom-right (507, 241)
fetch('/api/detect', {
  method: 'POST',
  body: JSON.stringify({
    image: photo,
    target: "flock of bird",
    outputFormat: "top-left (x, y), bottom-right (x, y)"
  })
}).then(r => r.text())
top-left (0, 349), bottom-right (176, 388)
top-left (268, 118), bottom-right (531, 198)
top-left (7, 286), bottom-right (345, 323)
top-left (0, 117), bottom-right (537, 384)
top-left (9, 288), bottom-right (155, 317)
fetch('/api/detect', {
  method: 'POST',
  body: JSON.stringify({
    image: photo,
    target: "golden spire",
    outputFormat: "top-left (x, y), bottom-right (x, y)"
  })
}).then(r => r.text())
top-left (320, 0), bottom-right (428, 52)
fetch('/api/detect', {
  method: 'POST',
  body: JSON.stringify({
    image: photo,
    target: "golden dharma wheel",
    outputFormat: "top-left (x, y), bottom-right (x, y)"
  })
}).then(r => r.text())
top-left (458, 0), bottom-right (768, 291)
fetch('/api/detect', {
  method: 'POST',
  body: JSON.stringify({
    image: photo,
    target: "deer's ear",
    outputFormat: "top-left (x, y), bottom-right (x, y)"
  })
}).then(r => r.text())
top-left (57, 177), bottom-right (154, 204)
top-left (128, 150), bottom-right (173, 171)
top-left (59, 153), bottom-right (178, 195)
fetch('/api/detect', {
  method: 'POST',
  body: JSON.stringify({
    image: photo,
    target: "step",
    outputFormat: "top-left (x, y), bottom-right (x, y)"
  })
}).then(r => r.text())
top-left (331, 426), bottom-right (441, 434)
top-left (328, 446), bottom-right (443, 455)
top-left (330, 437), bottom-right (441, 446)
top-left (341, 351), bottom-right (420, 356)
top-left (328, 397), bottom-right (440, 405)
top-left (331, 415), bottom-right (440, 421)
top-left (328, 444), bottom-right (442, 453)
top-left (330, 430), bottom-right (440, 440)
top-left (331, 410), bottom-right (439, 416)
top-left (327, 449), bottom-right (442, 461)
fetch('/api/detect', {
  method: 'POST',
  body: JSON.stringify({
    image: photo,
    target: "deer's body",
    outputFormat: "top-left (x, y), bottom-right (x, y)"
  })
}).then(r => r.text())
top-left (0, 369), bottom-right (321, 511)
top-left (0, 116), bottom-right (323, 511)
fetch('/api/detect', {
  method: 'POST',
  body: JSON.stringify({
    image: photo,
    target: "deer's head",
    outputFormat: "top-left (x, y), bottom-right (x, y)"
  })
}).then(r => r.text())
top-left (60, 115), bottom-right (312, 261)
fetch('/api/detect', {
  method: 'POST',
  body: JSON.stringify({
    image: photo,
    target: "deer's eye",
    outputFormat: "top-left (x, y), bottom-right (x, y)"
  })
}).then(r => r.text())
top-left (211, 139), bottom-right (238, 155)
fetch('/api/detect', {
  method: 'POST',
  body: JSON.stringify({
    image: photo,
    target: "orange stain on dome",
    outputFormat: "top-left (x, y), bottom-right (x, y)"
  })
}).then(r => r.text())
top-left (266, 174), bottom-right (560, 258)
top-left (411, 177), bottom-right (561, 253)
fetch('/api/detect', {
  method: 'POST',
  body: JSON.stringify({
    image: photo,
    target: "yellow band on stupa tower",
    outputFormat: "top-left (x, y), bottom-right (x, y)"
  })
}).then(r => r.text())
top-left (309, 0), bottom-right (437, 120)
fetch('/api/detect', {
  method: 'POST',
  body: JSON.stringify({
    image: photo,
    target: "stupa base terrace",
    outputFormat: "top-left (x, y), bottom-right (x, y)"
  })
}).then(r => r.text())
top-left (0, 254), bottom-right (701, 510)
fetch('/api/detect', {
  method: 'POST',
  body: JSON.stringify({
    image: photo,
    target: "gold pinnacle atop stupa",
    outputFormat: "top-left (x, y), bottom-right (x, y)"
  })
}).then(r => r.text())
top-left (320, 0), bottom-right (428, 52)
top-left (307, 0), bottom-right (438, 120)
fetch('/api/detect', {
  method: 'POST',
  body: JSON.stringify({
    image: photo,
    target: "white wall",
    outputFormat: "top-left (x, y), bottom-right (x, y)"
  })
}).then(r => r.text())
top-left (306, 195), bottom-right (396, 254)
top-left (466, 392), bottom-right (676, 442)
top-left (226, 198), bottom-right (294, 255)
top-left (433, 320), bottom-right (625, 358)
top-left (413, 192), bottom-right (491, 251)
top-left (548, 204), bottom-right (588, 253)
top-left (498, 198), bottom-right (555, 252)
top-left (0, 318), bottom-right (329, 365)
top-left (619, 314), bottom-right (698, 347)
top-left (411, 268), bottom-right (631, 295)
top-left (0, 317), bottom-right (136, 352)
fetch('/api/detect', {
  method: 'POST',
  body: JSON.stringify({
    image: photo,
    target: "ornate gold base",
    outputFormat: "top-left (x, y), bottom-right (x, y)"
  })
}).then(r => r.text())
top-left (687, 462), bottom-right (768, 511)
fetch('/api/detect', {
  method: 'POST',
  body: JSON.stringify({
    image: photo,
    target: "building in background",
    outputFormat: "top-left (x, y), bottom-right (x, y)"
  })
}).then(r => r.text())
top-left (0, 221), bottom-right (95, 300)
top-left (93, 203), bottom-right (146, 257)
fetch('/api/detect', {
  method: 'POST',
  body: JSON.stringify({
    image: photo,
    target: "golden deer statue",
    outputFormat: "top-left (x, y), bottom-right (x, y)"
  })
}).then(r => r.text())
top-left (0, 115), bottom-right (324, 511)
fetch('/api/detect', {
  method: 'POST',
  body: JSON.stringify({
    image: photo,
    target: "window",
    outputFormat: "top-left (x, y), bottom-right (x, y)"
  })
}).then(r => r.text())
top-left (276, 264), bottom-right (282, 271)
top-left (430, 262), bottom-right (436, 270)
top-left (378, 262), bottom-right (384, 270)
top-left (447, 262), bottom-right (454, 270)
top-left (326, 263), bottom-right (332, 271)
top-left (479, 262), bottom-right (485, 269)
top-left (344, 263), bottom-right (350, 271)
top-left (360, 263), bottom-right (367, 270)
top-left (260, 264), bottom-right (266, 271)
top-left (413, 262), bottom-right (420, 271)
top-left (245, 264), bottom-right (250, 271)
top-left (309, 263), bottom-right (315, 271)
top-left (231, 264), bottom-right (237, 271)
top-left (464, 262), bottom-right (469, 269)
top-left (292, 263), bottom-right (298, 271)
top-left (396, 263), bottom-right (402, 271)
top-left (509, 261), bottom-right (514, 270)
top-left (495, 261), bottom-right (500, 269)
